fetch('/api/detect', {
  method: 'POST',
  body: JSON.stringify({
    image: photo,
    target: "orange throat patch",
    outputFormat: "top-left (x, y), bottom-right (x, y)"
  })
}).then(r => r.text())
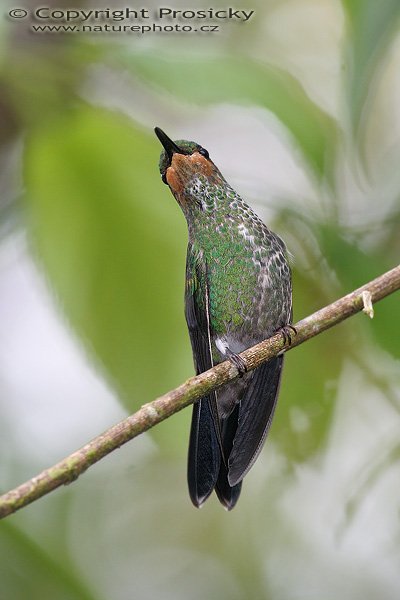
top-left (166, 152), bottom-right (214, 196)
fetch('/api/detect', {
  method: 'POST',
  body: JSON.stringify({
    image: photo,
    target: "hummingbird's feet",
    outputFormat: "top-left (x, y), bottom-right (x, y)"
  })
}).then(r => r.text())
top-left (278, 324), bottom-right (297, 346)
top-left (226, 350), bottom-right (248, 377)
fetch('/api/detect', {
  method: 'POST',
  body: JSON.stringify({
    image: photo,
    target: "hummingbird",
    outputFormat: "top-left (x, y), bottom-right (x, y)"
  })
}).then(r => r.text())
top-left (155, 127), bottom-right (293, 510)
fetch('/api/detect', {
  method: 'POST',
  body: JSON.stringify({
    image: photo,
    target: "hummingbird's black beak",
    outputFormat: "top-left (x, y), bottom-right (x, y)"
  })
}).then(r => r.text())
top-left (154, 127), bottom-right (182, 162)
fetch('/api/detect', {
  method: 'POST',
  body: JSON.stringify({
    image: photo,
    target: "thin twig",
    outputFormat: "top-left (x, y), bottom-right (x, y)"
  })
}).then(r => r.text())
top-left (0, 264), bottom-right (399, 519)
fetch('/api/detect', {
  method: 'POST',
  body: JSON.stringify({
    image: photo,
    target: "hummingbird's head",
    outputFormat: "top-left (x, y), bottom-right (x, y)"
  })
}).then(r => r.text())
top-left (155, 127), bottom-right (224, 209)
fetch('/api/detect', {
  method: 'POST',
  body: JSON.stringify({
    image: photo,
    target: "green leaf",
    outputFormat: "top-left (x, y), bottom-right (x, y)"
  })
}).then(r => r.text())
top-left (119, 52), bottom-right (338, 182)
top-left (271, 208), bottom-right (400, 459)
top-left (273, 265), bottom-right (343, 462)
top-left (316, 223), bottom-right (400, 358)
top-left (342, 0), bottom-right (400, 131)
top-left (24, 107), bottom-right (193, 418)
top-left (0, 520), bottom-right (97, 600)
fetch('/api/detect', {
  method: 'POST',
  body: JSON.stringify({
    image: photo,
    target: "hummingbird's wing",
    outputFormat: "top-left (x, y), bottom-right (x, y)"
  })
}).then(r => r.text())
top-left (227, 355), bottom-right (284, 487)
top-left (185, 249), bottom-right (222, 507)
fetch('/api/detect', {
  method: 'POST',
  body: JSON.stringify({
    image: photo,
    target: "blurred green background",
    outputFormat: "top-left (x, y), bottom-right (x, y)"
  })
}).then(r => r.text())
top-left (0, 0), bottom-right (400, 598)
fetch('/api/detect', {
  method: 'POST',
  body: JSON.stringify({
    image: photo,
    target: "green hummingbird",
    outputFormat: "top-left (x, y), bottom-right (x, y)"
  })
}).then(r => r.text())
top-left (155, 127), bottom-right (293, 510)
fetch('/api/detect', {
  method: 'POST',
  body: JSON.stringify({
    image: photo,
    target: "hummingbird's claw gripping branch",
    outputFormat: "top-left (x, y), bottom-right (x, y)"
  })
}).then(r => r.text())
top-left (226, 350), bottom-right (248, 377)
top-left (279, 324), bottom-right (297, 346)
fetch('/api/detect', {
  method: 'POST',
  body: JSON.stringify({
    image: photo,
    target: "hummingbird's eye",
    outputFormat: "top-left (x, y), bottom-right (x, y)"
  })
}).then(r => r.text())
top-left (198, 147), bottom-right (209, 159)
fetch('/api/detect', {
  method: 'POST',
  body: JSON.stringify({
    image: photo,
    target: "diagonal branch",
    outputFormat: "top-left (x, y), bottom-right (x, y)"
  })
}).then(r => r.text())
top-left (0, 264), bottom-right (399, 519)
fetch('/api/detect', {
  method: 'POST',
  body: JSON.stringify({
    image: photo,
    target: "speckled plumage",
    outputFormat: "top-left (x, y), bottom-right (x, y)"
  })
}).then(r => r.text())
top-left (185, 177), bottom-right (291, 339)
top-left (155, 128), bottom-right (292, 509)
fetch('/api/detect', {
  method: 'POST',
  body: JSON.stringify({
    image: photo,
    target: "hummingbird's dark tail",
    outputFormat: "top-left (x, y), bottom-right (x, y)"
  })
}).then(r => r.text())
top-left (227, 355), bottom-right (284, 487)
top-left (215, 404), bottom-right (242, 510)
top-left (188, 396), bottom-right (242, 509)
top-left (187, 397), bottom-right (221, 508)
top-left (188, 358), bottom-right (283, 509)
